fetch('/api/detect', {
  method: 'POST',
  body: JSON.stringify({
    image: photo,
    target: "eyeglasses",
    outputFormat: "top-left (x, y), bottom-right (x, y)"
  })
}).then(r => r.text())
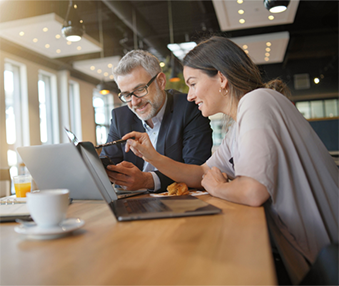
top-left (118, 73), bottom-right (159, 103)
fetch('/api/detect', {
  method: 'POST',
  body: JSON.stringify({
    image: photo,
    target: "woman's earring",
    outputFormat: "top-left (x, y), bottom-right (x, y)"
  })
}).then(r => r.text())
top-left (224, 89), bottom-right (228, 96)
top-left (219, 89), bottom-right (222, 93)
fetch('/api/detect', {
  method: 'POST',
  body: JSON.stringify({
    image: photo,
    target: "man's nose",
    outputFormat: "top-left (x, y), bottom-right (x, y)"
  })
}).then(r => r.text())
top-left (130, 94), bottom-right (142, 105)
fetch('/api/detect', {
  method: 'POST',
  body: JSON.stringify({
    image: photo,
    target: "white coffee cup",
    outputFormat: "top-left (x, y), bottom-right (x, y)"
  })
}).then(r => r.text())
top-left (27, 189), bottom-right (70, 228)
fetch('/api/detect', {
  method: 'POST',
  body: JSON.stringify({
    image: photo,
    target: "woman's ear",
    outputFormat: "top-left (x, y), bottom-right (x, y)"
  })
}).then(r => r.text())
top-left (157, 72), bottom-right (167, 90)
top-left (218, 71), bottom-right (228, 89)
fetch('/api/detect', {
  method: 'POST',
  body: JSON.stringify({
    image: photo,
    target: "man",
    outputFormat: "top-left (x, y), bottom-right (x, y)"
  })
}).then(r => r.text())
top-left (100, 50), bottom-right (212, 192)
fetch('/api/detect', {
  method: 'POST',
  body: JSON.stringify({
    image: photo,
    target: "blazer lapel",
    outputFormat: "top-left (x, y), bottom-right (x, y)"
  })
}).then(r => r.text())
top-left (157, 92), bottom-right (173, 154)
top-left (128, 115), bottom-right (144, 170)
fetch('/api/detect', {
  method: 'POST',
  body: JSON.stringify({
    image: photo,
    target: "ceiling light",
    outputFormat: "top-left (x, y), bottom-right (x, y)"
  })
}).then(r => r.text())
top-left (265, 53), bottom-right (270, 57)
top-left (239, 19), bottom-right (245, 24)
top-left (76, 46), bottom-right (81, 50)
top-left (266, 42), bottom-right (272, 46)
top-left (43, 27), bottom-right (48, 32)
top-left (238, 10), bottom-right (244, 14)
top-left (45, 44), bottom-right (50, 48)
top-left (19, 31), bottom-right (24, 36)
top-left (265, 57), bottom-right (270, 61)
top-left (62, 0), bottom-right (85, 42)
top-left (237, 0), bottom-right (243, 4)
top-left (264, 0), bottom-right (290, 13)
top-left (108, 63), bottom-right (113, 68)
top-left (243, 44), bottom-right (248, 49)
top-left (56, 49), bottom-right (61, 53)
top-left (90, 66), bottom-right (95, 70)
top-left (268, 15), bottom-right (275, 20)
top-left (33, 38), bottom-right (38, 43)
top-left (96, 80), bottom-right (110, 95)
top-left (55, 34), bottom-right (61, 39)
top-left (159, 62), bottom-right (165, 68)
top-left (266, 47), bottom-right (271, 52)
top-left (97, 69), bottom-right (102, 74)
top-left (167, 41), bottom-right (197, 60)
top-left (314, 77), bottom-right (320, 84)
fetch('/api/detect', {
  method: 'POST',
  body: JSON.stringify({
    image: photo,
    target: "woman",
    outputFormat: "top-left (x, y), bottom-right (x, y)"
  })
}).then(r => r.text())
top-left (115, 36), bottom-right (338, 284)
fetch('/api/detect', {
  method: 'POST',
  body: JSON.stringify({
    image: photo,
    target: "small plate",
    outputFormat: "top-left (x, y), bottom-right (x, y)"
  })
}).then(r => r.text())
top-left (14, 218), bottom-right (85, 240)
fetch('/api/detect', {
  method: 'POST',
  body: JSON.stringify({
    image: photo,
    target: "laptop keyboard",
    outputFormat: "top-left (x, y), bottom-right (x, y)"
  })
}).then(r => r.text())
top-left (124, 198), bottom-right (171, 214)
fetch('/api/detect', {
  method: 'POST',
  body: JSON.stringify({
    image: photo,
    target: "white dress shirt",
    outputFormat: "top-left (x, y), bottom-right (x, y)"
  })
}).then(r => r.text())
top-left (141, 96), bottom-right (167, 191)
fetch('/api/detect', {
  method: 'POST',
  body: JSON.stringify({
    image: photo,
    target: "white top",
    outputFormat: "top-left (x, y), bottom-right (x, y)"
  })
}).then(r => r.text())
top-left (207, 88), bottom-right (338, 284)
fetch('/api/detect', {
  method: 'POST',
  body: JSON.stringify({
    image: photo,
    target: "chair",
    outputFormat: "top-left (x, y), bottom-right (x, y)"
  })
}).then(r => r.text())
top-left (0, 168), bottom-right (12, 197)
top-left (299, 243), bottom-right (339, 285)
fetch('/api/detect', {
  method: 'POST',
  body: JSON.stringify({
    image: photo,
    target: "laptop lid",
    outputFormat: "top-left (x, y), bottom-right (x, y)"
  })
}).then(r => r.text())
top-left (78, 141), bottom-right (222, 221)
top-left (17, 143), bottom-right (111, 200)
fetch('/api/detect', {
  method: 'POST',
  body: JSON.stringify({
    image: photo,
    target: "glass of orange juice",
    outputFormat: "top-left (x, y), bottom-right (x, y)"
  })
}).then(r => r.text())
top-left (13, 175), bottom-right (32, 198)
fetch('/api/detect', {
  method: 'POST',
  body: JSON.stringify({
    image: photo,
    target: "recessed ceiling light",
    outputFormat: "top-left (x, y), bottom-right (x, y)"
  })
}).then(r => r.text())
top-left (265, 57), bottom-right (270, 61)
top-left (268, 15), bottom-right (275, 20)
top-left (265, 53), bottom-right (270, 57)
top-left (109, 75), bottom-right (114, 80)
top-left (238, 10), bottom-right (244, 14)
top-left (266, 47), bottom-right (271, 52)
top-left (244, 50), bottom-right (249, 54)
top-left (67, 41), bottom-right (72, 45)
top-left (104, 72), bottom-right (109, 77)
top-left (43, 27), bottom-right (48, 32)
top-left (80, 19), bottom-right (83, 24)
top-left (97, 69), bottom-right (102, 74)
top-left (159, 62), bottom-right (165, 67)
top-left (314, 77), bottom-right (320, 84)
top-left (74, 4), bottom-right (77, 9)
top-left (239, 19), bottom-right (245, 24)
top-left (19, 31), bottom-right (24, 36)
top-left (266, 42), bottom-right (272, 47)
top-left (243, 44), bottom-right (248, 49)
top-left (77, 46), bottom-right (82, 50)
top-left (56, 49), bottom-right (61, 53)
top-left (237, 0), bottom-right (243, 4)
top-left (33, 38), bottom-right (38, 43)
top-left (45, 44), bottom-right (50, 49)
top-left (90, 66), bottom-right (95, 70)
top-left (107, 63), bottom-right (113, 68)
top-left (55, 34), bottom-right (61, 39)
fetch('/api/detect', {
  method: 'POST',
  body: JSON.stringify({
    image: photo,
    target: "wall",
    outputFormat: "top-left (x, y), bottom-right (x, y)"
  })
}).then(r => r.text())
top-left (309, 118), bottom-right (339, 151)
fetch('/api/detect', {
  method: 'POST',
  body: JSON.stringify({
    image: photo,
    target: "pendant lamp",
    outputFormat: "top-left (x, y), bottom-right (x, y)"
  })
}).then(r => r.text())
top-left (62, 0), bottom-right (85, 42)
top-left (263, 0), bottom-right (290, 13)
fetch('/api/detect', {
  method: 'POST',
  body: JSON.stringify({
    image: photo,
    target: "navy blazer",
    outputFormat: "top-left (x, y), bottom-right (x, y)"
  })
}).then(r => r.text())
top-left (100, 89), bottom-right (213, 192)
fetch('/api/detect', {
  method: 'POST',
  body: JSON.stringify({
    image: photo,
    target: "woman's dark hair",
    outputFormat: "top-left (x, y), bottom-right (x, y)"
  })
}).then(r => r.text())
top-left (183, 36), bottom-right (289, 100)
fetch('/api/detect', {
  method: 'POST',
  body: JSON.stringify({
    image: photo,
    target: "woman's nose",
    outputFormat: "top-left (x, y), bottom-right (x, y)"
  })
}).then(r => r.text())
top-left (187, 89), bottom-right (195, 102)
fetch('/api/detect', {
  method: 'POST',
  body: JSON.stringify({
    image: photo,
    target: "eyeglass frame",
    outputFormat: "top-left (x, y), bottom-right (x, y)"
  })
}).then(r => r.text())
top-left (118, 73), bottom-right (160, 103)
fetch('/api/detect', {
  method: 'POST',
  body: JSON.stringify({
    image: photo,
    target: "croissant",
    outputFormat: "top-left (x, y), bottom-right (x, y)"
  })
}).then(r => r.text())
top-left (167, 182), bottom-right (189, 196)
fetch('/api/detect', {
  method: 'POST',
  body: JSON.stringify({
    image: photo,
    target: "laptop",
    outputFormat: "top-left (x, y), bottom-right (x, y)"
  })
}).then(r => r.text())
top-left (17, 143), bottom-right (146, 200)
top-left (18, 142), bottom-right (222, 221)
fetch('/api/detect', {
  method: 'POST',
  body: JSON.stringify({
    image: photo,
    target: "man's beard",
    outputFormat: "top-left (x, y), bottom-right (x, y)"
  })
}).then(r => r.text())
top-left (129, 85), bottom-right (164, 122)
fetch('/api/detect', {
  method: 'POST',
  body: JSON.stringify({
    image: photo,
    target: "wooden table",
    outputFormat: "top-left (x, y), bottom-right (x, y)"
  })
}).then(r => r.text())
top-left (0, 195), bottom-right (277, 285)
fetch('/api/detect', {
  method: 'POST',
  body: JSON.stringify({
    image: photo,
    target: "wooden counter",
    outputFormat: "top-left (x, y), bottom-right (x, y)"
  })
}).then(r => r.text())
top-left (0, 195), bottom-right (276, 285)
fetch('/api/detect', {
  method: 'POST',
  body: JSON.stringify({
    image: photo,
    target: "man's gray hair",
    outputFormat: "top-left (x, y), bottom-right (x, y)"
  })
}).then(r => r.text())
top-left (113, 50), bottom-right (162, 80)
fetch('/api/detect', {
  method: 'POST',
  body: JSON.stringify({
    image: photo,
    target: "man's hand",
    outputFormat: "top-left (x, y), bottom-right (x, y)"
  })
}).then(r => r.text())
top-left (106, 161), bottom-right (154, 191)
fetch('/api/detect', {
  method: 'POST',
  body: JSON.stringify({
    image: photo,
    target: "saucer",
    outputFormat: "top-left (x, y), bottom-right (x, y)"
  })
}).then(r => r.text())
top-left (14, 218), bottom-right (85, 240)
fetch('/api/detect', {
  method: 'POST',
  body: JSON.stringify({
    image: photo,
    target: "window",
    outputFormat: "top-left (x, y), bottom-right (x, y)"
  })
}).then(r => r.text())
top-left (69, 80), bottom-right (82, 138)
top-left (38, 71), bottom-right (58, 144)
top-left (93, 92), bottom-right (115, 145)
top-left (296, 98), bottom-right (339, 120)
top-left (4, 60), bottom-right (29, 183)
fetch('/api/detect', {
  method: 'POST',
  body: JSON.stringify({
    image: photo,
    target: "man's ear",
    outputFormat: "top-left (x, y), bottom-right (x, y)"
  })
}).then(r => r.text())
top-left (218, 71), bottom-right (228, 89)
top-left (157, 72), bottom-right (167, 90)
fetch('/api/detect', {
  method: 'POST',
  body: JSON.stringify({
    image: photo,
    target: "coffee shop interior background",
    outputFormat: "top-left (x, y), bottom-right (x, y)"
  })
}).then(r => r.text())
top-left (0, 0), bottom-right (338, 189)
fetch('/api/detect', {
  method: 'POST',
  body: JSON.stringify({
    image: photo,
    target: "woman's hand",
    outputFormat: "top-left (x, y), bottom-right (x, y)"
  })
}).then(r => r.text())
top-left (122, 131), bottom-right (159, 163)
top-left (201, 167), bottom-right (228, 196)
